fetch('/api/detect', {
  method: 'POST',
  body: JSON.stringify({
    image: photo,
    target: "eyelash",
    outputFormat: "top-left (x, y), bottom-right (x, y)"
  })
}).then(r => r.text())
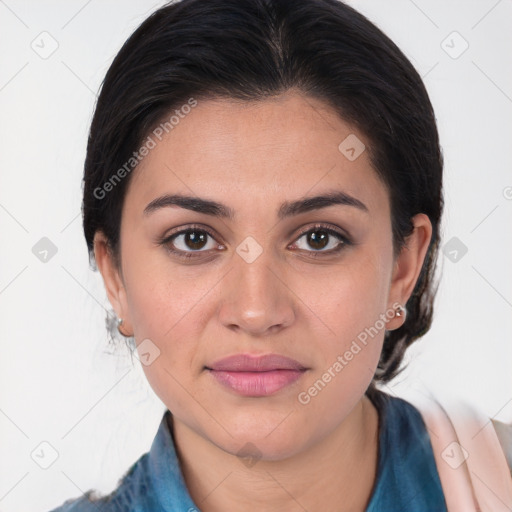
top-left (158, 223), bottom-right (352, 260)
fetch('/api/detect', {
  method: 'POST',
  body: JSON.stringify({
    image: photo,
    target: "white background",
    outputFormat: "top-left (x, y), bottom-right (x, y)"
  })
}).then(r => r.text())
top-left (0, 1), bottom-right (511, 510)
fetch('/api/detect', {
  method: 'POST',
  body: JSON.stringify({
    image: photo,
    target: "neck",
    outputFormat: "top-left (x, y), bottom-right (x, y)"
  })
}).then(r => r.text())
top-left (170, 395), bottom-right (380, 512)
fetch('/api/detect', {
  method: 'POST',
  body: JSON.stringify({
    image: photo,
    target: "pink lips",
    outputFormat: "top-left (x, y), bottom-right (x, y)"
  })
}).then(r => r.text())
top-left (206, 354), bottom-right (308, 397)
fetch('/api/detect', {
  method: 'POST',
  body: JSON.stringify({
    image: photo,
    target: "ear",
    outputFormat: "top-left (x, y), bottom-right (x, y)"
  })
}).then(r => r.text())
top-left (386, 213), bottom-right (432, 330)
top-left (93, 231), bottom-right (133, 334)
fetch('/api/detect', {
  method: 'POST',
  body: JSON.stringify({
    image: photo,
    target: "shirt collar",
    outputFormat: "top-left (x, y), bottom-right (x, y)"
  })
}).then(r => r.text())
top-left (147, 410), bottom-right (199, 511)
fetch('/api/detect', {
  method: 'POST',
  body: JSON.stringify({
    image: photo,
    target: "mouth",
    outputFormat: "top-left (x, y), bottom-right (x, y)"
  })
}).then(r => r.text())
top-left (205, 354), bottom-right (309, 397)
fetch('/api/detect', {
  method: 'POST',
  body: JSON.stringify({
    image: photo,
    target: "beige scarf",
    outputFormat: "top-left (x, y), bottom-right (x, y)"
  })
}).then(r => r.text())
top-left (407, 391), bottom-right (512, 512)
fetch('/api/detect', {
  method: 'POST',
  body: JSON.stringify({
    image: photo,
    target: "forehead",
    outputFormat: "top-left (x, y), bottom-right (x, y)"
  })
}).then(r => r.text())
top-left (125, 92), bottom-right (388, 217)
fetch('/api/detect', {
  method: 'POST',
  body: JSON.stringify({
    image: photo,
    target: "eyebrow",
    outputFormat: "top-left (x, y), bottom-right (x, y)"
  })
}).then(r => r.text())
top-left (143, 190), bottom-right (368, 220)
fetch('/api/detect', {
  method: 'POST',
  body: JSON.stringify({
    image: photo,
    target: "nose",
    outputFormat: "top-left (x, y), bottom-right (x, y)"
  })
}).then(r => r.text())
top-left (217, 247), bottom-right (296, 337)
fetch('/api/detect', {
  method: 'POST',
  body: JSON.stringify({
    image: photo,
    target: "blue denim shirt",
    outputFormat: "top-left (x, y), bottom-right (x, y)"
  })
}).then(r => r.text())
top-left (50, 391), bottom-right (447, 511)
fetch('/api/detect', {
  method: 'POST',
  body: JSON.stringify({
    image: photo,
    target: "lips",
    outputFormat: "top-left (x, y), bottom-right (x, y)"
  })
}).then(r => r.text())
top-left (206, 354), bottom-right (308, 397)
top-left (208, 354), bottom-right (307, 372)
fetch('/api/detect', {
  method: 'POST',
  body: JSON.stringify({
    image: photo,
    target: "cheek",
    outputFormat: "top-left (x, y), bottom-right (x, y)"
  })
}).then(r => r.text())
top-left (122, 242), bottom-right (213, 342)
top-left (298, 247), bottom-right (393, 350)
top-left (293, 244), bottom-right (393, 399)
top-left (123, 270), bottom-right (204, 419)
top-left (120, 251), bottom-right (221, 406)
top-left (293, 258), bottom-right (390, 432)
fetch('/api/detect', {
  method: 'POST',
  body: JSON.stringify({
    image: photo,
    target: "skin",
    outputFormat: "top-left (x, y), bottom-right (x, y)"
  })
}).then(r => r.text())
top-left (94, 90), bottom-right (432, 511)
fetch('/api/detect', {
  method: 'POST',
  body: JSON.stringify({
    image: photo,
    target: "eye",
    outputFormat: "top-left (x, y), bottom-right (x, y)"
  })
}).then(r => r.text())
top-left (290, 224), bottom-right (351, 257)
top-left (159, 223), bottom-right (351, 261)
top-left (159, 225), bottom-right (223, 259)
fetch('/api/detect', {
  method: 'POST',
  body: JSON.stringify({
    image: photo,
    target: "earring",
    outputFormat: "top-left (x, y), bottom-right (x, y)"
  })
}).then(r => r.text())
top-left (395, 305), bottom-right (406, 319)
top-left (117, 317), bottom-right (131, 337)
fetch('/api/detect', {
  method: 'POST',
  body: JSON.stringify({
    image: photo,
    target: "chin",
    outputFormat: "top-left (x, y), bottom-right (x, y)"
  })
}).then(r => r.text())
top-left (204, 406), bottom-right (315, 460)
top-left (219, 431), bottom-right (310, 463)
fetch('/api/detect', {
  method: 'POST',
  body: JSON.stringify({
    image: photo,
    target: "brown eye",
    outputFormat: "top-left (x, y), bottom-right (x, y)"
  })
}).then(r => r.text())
top-left (179, 230), bottom-right (209, 250)
top-left (292, 225), bottom-right (350, 256)
top-left (305, 230), bottom-right (330, 250)
top-left (160, 227), bottom-right (222, 259)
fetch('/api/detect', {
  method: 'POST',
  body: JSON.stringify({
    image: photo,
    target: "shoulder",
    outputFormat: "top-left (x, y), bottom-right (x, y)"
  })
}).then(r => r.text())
top-left (49, 453), bottom-right (154, 512)
top-left (49, 409), bottom-right (199, 512)
top-left (404, 389), bottom-right (512, 510)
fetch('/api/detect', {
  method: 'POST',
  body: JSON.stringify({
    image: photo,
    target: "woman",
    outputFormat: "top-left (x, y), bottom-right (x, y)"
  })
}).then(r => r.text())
top-left (50, 0), bottom-right (511, 510)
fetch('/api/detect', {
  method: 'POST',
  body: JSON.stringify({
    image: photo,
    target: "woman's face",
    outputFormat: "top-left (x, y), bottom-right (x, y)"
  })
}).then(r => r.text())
top-left (95, 91), bottom-right (429, 460)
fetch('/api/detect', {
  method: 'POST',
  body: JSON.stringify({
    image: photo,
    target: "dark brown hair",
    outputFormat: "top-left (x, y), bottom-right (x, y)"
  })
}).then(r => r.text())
top-left (82, 0), bottom-right (443, 384)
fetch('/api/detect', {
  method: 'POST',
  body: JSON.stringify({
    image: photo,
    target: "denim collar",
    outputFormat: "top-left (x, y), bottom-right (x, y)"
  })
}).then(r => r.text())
top-left (146, 410), bottom-right (199, 511)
